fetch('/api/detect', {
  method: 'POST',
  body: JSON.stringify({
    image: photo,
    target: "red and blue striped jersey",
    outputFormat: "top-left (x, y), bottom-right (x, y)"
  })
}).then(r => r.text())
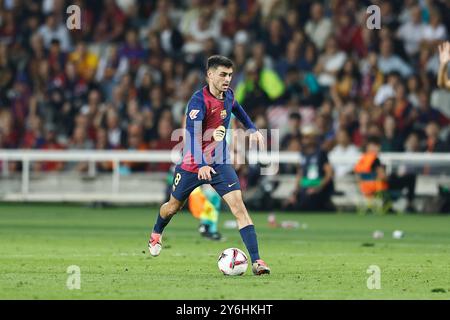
top-left (181, 86), bottom-right (256, 173)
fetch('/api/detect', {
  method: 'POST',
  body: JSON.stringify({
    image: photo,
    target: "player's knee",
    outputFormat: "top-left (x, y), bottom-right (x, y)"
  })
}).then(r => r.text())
top-left (229, 202), bottom-right (246, 218)
top-left (163, 201), bottom-right (181, 217)
top-left (169, 203), bottom-right (181, 216)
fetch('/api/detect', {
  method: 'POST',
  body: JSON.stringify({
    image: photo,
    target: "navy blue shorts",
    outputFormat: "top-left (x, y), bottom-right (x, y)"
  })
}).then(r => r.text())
top-left (171, 164), bottom-right (241, 202)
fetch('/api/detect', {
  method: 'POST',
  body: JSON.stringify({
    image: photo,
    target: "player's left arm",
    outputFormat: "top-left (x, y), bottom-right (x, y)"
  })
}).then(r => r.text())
top-left (231, 100), bottom-right (265, 150)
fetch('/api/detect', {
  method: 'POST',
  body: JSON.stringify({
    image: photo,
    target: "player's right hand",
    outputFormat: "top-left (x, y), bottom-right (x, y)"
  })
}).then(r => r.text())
top-left (198, 166), bottom-right (216, 181)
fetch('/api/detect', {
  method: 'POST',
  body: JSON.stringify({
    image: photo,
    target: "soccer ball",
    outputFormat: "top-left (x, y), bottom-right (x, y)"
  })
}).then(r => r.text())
top-left (217, 248), bottom-right (248, 276)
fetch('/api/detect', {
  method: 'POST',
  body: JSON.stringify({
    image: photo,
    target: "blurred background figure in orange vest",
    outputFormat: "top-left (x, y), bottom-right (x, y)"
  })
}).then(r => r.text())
top-left (354, 136), bottom-right (417, 212)
top-left (188, 185), bottom-right (223, 241)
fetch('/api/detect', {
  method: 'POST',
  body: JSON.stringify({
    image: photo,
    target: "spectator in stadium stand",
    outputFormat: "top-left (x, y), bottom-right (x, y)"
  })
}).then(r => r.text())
top-left (314, 37), bottom-right (347, 88)
top-left (359, 51), bottom-right (384, 103)
top-left (282, 68), bottom-right (305, 105)
top-left (142, 107), bottom-right (158, 143)
top-left (280, 112), bottom-right (302, 151)
top-left (119, 28), bottom-right (145, 75)
top-left (123, 97), bottom-right (140, 125)
top-left (0, 8), bottom-right (16, 45)
top-left (0, 109), bottom-right (17, 148)
top-left (392, 82), bottom-right (415, 135)
top-left (21, 114), bottom-right (45, 149)
top-left (93, 0), bottom-right (126, 43)
top-left (66, 125), bottom-right (94, 172)
top-left (0, 109), bottom-right (19, 172)
top-left (119, 122), bottom-right (148, 173)
top-left (105, 109), bottom-right (125, 149)
top-left (367, 123), bottom-right (384, 142)
top-left (69, 122), bottom-right (94, 150)
top-left (335, 10), bottom-right (367, 58)
top-left (178, 0), bottom-right (202, 36)
top-left (94, 127), bottom-right (113, 173)
top-left (329, 128), bottom-right (360, 178)
top-left (37, 12), bottom-right (71, 52)
top-left (10, 75), bottom-right (32, 136)
top-left (379, 1), bottom-right (400, 31)
top-left (423, 121), bottom-right (448, 153)
top-left (336, 101), bottom-right (359, 143)
top-left (315, 111), bottom-right (335, 152)
top-left (96, 44), bottom-right (128, 100)
top-left (47, 39), bottom-right (66, 79)
top-left (36, 127), bottom-right (65, 172)
top-left (297, 38), bottom-right (318, 73)
top-left (136, 71), bottom-right (154, 106)
top-left (415, 89), bottom-right (450, 131)
top-left (421, 7), bottom-right (448, 50)
top-left (147, 0), bottom-right (182, 33)
top-left (61, 59), bottom-right (89, 107)
top-left (380, 115), bottom-right (403, 152)
top-left (144, 31), bottom-right (165, 77)
top-left (261, 18), bottom-right (288, 60)
top-left (248, 42), bottom-right (274, 72)
top-left (83, 89), bottom-right (102, 120)
top-left (374, 71), bottom-right (401, 106)
top-left (330, 58), bottom-right (362, 107)
top-left (158, 56), bottom-right (177, 94)
top-left (147, 85), bottom-right (169, 125)
top-left (26, 32), bottom-right (45, 85)
top-left (406, 74), bottom-right (421, 108)
top-left (68, 41), bottom-right (99, 82)
top-left (150, 111), bottom-right (178, 172)
top-left (220, 0), bottom-right (246, 44)
top-left (404, 131), bottom-right (421, 152)
top-left (275, 41), bottom-right (304, 79)
top-left (377, 38), bottom-right (413, 78)
top-left (283, 125), bottom-right (335, 212)
top-left (281, 136), bottom-right (302, 175)
top-left (304, 2), bottom-right (332, 51)
top-left (156, 13), bottom-right (184, 57)
top-left (235, 60), bottom-right (284, 119)
top-left (0, 42), bottom-right (15, 105)
top-left (395, 5), bottom-right (426, 59)
top-left (350, 108), bottom-right (370, 148)
top-left (182, 7), bottom-right (221, 56)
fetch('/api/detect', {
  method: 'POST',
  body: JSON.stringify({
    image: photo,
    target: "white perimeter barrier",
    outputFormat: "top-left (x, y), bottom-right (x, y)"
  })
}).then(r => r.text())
top-left (0, 150), bottom-right (449, 203)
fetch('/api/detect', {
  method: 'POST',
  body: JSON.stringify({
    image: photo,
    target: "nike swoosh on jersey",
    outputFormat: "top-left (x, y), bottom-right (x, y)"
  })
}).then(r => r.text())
top-left (228, 182), bottom-right (237, 187)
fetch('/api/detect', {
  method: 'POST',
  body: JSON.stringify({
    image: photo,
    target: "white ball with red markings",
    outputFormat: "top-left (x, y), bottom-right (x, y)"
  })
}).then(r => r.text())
top-left (217, 248), bottom-right (248, 276)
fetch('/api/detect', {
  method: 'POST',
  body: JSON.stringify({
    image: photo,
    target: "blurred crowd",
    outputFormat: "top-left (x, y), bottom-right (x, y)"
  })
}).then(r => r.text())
top-left (0, 0), bottom-right (449, 174)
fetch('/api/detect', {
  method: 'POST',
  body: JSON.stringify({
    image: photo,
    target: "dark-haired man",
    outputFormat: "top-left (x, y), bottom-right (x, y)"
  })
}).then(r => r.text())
top-left (284, 125), bottom-right (335, 212)
top-left (148, 55), bottom-right (271, 275)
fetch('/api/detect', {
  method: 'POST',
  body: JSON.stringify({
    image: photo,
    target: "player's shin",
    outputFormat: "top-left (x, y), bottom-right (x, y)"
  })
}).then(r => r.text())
top-left (239, 224), bottom-right (261, 263)
top-left (153, 212), bottom-right (172, 234)
top-left (152, 201), bottom-right (176, 234)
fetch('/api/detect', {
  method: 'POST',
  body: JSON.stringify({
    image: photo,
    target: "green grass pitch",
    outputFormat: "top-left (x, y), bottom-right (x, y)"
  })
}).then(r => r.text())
top-left (0, 203), bottom-right (449, 300)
